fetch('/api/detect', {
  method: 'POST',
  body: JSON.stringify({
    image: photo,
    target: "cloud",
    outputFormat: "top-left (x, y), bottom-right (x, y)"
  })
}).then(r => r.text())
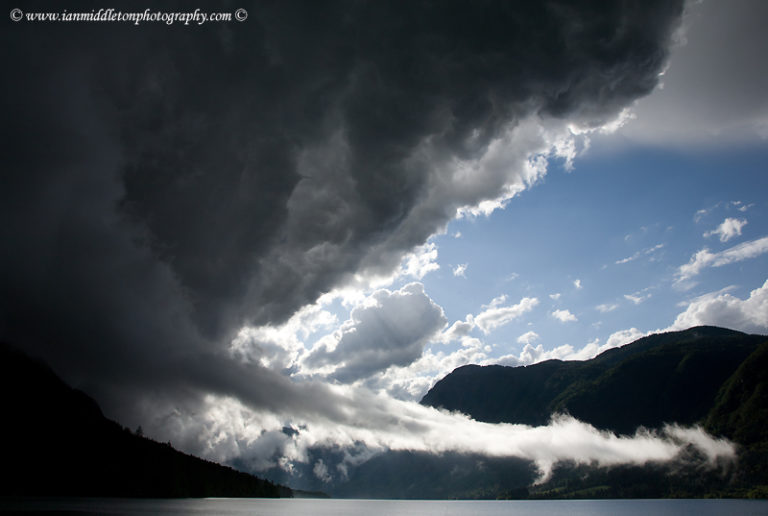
top-left (573, 279), bottom-right (583, 289)
top-left (303, 283), bottom-right (446, 383)
top-left (2, 0), bottom-right (686, 483)
top-left (158, 391), bottom-right (734, 485)
top-left (618, 0), bottom-right (768, 145)
top-left (549, 293), bottom-right (561, 301)
top-left (615, 243), bottom-right (665, 265)
top-left (474, 297), bottom-right (539, 335)
top-left (551, 309), bottom-right (578, 323)
top-left (400, 243), bottom-right (441, 280)
top-left (517, 331), bottom-right (540, 346)
top-left (703, 218), bottom-right (748, 242)
top-left (596, 303), bottom-right (619, 313)
top-left (624, 291), bottom-right (652, 305)
top-left (452, 263), bottom-right (468, 278)
top-left (669, 279), bottom-right (768, 333)
top-left (676, 236), bottom-right (768, 283)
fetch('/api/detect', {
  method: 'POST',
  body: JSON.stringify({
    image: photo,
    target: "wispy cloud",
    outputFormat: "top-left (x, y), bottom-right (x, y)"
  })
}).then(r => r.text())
top-left (624, 288), bottom-right (652, 305)
top-left (676, 236), bottom-right (768, 283)
top-left (596, 303), bottom-right (619, 313)
top-left (573, 279), bottom-right (583, 289)
top-left (517, 331), bottom-right (540, 345)
top-left (615, 243), bottom-right (665, 265)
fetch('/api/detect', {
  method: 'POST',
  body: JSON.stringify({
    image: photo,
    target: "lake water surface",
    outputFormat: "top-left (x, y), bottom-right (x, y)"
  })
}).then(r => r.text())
top-left (1, 498), bottom-right (767, 515)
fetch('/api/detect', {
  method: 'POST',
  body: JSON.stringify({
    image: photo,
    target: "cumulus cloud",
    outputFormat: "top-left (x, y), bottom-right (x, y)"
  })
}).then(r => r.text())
top-left (517, 331), bottom-right (540, 346)
top-left (303, 283), bottom-right (446, 383)
top-left (669, 279), bottom-right (768, 333)
top-left (704, 218), bottom-right (748, 242)
top-left (474, 296), bottom-right (539, 334)
top-left (676, 236), bottom-right (768, 284)
top-left (552, 309), bottom-right (578, 323)
top-left (573, 279), bottom-right (583, 289)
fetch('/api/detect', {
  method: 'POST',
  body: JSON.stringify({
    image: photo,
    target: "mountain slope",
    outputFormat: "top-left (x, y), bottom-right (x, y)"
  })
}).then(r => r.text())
top-left (421, 326), bottom-right (764, 435)
top-left (417, 326), bottom-right (768, 498)
top-left (0, 342), bottom-right (291, 498)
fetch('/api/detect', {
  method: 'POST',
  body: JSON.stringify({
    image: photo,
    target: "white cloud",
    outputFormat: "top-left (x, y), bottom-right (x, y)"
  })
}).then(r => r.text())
top-left (549, 293), bottom-right (561, 301)
top-left (303, 282), bottom-right (447, 383)
top-left (624, 290), bottom-right (652, 305)
top-left (474, 296), bottom-right (539, 334)
top-left (615, 243), bottom-right (665, 265)
top-left (669, 279), bottom-right (768, 333)
top-left (596, 303), bottom-right (619, 313)
top-left (401, 242), bottom-right (440, 279)
top-left (676, 236), bottom-right (768, 283)
top-left (517, 331), bottom-right (540, 345)
top-left (733, 201), bottom-right (754, 213)
top-left (161, 392), bottom-right (735, 485)
top-left (703, 217), bottom-right (747, 242)
top-left (452, 263), bottom-right (468, 277)
top-left (551, 309), bottom-right (577, 323)
top-left (694, 208), bottom-right (710, 223)
top-left (573, 279), bottom-right (582, 289)
top-left (604, 328), bottom-right (646, 349)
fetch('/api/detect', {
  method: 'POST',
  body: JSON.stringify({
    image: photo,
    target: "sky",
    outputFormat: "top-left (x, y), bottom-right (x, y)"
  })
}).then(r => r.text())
top-left (3, 0), bottom-right (767, 487)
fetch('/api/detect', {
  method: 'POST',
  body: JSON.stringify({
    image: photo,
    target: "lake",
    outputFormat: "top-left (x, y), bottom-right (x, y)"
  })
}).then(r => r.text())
top-left (1, 498), bottom-right (767, 515)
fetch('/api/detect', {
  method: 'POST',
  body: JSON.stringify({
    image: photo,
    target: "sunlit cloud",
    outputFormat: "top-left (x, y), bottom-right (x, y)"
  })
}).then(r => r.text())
top-left (474, 296), bottom-right (539, 334)
top-left (669, 279), bottom-right (768, 333)
top-left (452, 263), bottom-right (468, 277)
top-left (703, 217), bottom-right (748, 242)
top-left (676, 236), bottom-right (768, 284)
top-left (551, 309), bottom-right (577, 323)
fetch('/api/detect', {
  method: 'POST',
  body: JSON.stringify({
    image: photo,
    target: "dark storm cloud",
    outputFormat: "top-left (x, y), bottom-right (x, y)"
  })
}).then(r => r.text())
top-left (2, 0), bottom-right (682, 422)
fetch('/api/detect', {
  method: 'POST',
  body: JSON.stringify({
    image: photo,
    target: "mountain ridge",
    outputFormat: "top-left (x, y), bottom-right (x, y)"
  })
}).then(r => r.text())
top-left (0, 341), bottom-right (292, 499)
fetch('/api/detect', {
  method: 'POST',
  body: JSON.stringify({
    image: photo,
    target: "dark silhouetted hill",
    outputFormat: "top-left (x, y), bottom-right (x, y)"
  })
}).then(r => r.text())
top-left (419, 326), bottom-right (768, 498)
top-left (0, 342), bottom-right (291, 498)
top-left (422, 326), bottom-right (763, 434)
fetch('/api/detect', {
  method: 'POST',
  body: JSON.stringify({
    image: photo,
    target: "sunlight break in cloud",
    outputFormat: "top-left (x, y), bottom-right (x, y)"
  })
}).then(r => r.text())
top-left (676, 236), bottom-right (768, 283)
top-left (552, 309), bottom-right (577, 323)
top-left (703, 217), bottom-right (748, 242)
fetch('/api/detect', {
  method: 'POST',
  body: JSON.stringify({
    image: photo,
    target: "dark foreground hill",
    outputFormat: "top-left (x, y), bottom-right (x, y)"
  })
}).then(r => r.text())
top-left (418, 326), bottom-right (768, 498)
top-left (0, 342), bottom-right (291, 498)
